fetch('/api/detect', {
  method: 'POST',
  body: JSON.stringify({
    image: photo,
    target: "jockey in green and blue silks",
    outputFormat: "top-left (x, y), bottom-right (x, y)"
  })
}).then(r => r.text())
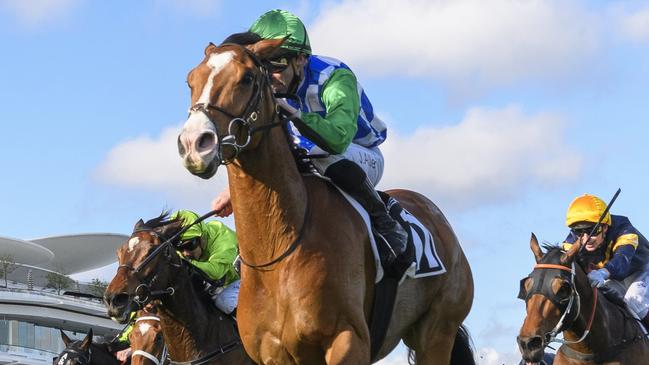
top-left (172, 210), bottom-right (239, 313)
top-left (562, 194), bottom-right (649, 327)
top-left (236, 9), bottom-right (409, 275)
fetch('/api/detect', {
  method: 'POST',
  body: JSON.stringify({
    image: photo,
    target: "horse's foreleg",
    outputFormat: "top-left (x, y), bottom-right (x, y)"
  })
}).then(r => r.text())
top-left (323, 328), bottom-right (370, 365)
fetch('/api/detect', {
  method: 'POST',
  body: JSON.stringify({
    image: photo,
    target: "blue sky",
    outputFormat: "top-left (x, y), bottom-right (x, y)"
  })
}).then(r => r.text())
top-left (2, 0), bottom-right (649, 364)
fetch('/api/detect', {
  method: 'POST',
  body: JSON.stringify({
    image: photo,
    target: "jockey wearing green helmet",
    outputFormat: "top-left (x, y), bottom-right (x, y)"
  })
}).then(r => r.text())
top-left (213, 9), bottom-right (410, 278)
top-left (171, 210), bottom-right (240, 314)
top-left (249, 9), bottom-right (311, 56)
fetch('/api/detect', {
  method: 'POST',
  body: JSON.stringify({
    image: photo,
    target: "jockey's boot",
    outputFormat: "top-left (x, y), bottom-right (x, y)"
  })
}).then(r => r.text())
top-left (352, 178), bottom-right (408, 265)
top-left (324, 159), bottom-right (410, 277)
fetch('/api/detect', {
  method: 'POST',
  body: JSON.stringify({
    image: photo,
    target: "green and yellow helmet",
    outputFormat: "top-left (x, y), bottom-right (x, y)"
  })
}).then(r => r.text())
top-left (249, 9), bottom-right (312, 55)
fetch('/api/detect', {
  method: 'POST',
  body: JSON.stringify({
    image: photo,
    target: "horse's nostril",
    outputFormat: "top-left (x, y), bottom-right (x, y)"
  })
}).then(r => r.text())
top-left (106, 293), bottom-right (129, 308)
top-left (518, 335), bottom-right (543, 351)
top-left (177, 135), bottom-right (187, 157)
top-left (197, 132), bottom-right (216, 152)
top-left (527, 336), bottom-right (543, 350)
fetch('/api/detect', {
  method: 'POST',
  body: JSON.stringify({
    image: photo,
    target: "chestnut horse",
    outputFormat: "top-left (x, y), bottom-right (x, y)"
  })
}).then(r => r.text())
top-left (54, 329), bottom-right (119, 365)
top-left (176, 38), bottom-right (474, 364)
top-left (518, 234), bottom-right (649, 364)
top-left (129, 308), bottom-right (167, 365)
top-left (104, 216), bottom-right (255, 365)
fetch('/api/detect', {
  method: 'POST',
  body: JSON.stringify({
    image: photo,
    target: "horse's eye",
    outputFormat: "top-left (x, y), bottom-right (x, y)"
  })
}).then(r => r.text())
top-left (556, 282), bottom-right (571, 300)
top-left (241, 72), bottom-right (254, 85)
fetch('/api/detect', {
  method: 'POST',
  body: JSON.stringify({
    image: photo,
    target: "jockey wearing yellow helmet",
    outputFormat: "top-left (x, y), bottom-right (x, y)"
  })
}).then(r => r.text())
top-left (563, 194), bottom-right (649, 326)
top-left (213, 9), bottom-right (409, 273)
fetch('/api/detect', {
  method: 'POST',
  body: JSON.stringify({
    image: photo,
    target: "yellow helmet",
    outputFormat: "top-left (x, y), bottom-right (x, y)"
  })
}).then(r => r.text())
top-left (566, 194), bottom-right (611, 227)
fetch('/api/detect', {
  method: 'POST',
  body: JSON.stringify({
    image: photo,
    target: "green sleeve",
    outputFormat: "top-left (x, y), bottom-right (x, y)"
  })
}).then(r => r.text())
top-left (190, 221), bottom-right (239, 284)
top-left (117, 312), bottom-right (136, 344)
top-left (299, 68), bottom-right (359, 154)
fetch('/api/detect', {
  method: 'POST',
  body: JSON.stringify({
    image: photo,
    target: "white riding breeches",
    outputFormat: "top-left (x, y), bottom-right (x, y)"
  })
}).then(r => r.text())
top-left (213, 279), bottom-right (240, 315)
top-left (309, 143), bottom-right (385, 186)
top-left (606, 269), bottom-right (649, 318)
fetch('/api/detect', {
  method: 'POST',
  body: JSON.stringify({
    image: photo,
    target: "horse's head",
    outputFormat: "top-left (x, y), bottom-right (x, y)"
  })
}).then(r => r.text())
top-left (517, 233), bottom-right (588, 363)
top-left (104, 214), bottom-right (184, 323)
top-left (129, 306), bottom-right (165, 365)
top-left (54, 329), bottom-right (93, 365)
top-left (177, 37), bottom-right (285, 179)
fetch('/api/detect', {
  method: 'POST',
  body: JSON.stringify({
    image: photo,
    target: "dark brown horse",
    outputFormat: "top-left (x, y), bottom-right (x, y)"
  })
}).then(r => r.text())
top-left (175, 38), bottom-right (475, 364)
top-left (103, 216), bottom-right (255, 365)
top-left (129, 308), bottom-right (167, 365)
top-left (518, 234), bottom-right (649, 364)
top-left (54, 329), bottom-right (120, 365)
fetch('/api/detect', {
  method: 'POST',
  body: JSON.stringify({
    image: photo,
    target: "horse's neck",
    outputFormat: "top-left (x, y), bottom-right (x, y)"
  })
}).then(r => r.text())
top-left (227, 126), bottom-right (308, 264)
top-left (563, 285), bottom-right (627, 354)
top-left (90, 343), bottom-right (118, 365)
top-left (157, 274), bottom-right (233, 362)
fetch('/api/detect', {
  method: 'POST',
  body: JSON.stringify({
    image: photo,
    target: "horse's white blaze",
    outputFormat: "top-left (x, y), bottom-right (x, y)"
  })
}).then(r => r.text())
top-left (182, 111), bottom-right (215, 137)
top-left (197, 51), bottom-right (234, 105)
top-left (138, 322), bottom-right (152, 335)
top-left (128, 237), bottom-right (140, 252)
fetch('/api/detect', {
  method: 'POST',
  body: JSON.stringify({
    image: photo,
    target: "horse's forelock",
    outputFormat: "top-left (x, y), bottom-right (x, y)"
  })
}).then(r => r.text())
top-left (539, 246), bottom-right (564, 264)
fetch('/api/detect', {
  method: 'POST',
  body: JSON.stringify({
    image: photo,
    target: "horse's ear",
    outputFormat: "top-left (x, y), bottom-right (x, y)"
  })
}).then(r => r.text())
top-left (60, 329), bottom-right (72, 347)
top-left (134, 219), bottom-right (145, 231)
top-left (530, 233), bottom-right (543, 263)
top-left (248, 38), bottom-right (286, 60)
top-left (561, 240), bottom-right (581, 264)
top-left (80, 329), bottom-right (92, 351)
top-left (204, 42), bottom-right (218, 56)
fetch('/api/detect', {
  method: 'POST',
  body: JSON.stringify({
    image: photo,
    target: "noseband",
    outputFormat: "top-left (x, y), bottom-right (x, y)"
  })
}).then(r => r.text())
top-left (519, 261), bottom-right (598, 345)
top-left (188, 44), bottom-right (289, 165)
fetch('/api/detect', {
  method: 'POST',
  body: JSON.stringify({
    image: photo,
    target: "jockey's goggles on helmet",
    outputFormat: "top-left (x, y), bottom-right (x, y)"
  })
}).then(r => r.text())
top-left (267, 57), bottom-right (291, 73)
top-left (177, 236), bottom-right (200, 251)
top-left (571, 224), bottom-right (603, 237)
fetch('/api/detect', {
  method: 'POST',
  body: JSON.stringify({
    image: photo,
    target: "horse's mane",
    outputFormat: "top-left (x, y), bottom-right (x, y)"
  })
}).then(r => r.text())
top-left (221, 31), bottom-right (261, 46)
top-left (141, 211), bottom-right (178, 229)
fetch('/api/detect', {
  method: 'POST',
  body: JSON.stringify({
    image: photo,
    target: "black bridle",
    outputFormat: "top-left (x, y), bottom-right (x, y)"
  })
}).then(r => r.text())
top-left (55, 346), bottom-right (92, 365)
top-left (118, 210), bottom-right (219, 306)
top-left (518, 261), bottom-right (595, 345)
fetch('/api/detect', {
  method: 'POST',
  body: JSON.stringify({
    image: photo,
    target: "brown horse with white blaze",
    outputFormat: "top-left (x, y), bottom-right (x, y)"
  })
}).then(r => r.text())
top-left (129, 307), bottom-right (167, 365)
top-left (177, 38), bottom-right (474, 365)
top-left (518, 234), bottom-right (649, 364)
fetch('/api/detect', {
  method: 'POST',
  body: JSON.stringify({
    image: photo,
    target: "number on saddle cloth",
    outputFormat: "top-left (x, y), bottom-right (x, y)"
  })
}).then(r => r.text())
top-left (376, 191), bottom-right (446, 280)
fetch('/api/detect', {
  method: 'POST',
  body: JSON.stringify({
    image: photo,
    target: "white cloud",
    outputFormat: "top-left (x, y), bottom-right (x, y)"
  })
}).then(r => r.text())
top-left (309, 0), bottom-right (600, 87)
top-left (378, 106), bottom-right (582, 210)
top-left (94, 124), bottom-right (227, 206)
top-left (619, 4), bottom-right (649, 42)
top-left (1, 0), bottom-right (79, 27)
top-left (96, 106), bottom-right (581, 212)
top-left (476, 346), bottom-right (522, 365)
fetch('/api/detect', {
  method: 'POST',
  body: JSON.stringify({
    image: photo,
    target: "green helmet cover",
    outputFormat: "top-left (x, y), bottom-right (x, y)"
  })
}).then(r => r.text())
top-left (249, 9), bottom-right (312, 55)
top-left (170, 210), bottom-right (203, 241)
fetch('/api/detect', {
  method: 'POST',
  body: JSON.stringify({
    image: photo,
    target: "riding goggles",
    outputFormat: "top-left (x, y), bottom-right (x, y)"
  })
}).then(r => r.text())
top-left (268, 57), bottom-right (291, 73)
top-left (571, 225), bottom-right (603, 237)
top-left (177, 236), bottom-right (200, 251)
